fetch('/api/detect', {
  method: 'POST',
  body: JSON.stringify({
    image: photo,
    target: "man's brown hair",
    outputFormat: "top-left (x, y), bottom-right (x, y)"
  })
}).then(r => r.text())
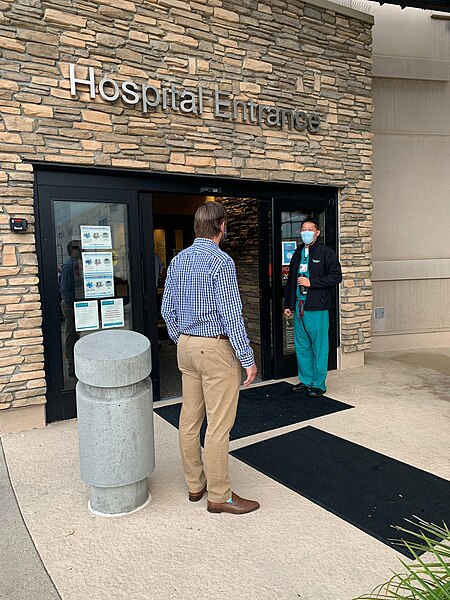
top-left (194, 202), bottom-right (227, 239)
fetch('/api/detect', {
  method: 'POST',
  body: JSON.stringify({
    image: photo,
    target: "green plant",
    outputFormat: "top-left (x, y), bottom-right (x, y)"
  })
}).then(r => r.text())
top-left (354, 519), bottom-right (450, 599)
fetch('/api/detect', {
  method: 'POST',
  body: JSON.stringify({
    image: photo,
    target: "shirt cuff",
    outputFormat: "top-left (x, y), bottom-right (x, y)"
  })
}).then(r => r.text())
top-left (239, 351), bottom-right (255, 369)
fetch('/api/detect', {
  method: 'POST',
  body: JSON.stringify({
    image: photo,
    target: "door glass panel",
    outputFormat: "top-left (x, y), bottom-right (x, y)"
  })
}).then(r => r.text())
top-left (53, 200), bottom-right (132, 391)
top-left (281, 211), bottom-right (307, 356)
top-left (280, 210), bottom-right (325, 357)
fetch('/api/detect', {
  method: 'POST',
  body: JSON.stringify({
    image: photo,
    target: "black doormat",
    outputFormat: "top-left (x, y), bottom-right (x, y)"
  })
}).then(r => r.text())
top-left (230, 426), bottom-right (450, 557)
top-left (154, 382), bottom-right (353, 442)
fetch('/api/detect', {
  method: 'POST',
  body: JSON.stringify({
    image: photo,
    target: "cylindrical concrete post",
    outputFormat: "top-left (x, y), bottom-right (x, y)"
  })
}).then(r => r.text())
top-left (74, 330), bottom-right (155, 517)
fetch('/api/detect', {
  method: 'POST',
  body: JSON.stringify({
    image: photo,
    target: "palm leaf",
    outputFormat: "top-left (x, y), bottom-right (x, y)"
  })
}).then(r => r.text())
top-left (353, 520), bottom-right (450, 599)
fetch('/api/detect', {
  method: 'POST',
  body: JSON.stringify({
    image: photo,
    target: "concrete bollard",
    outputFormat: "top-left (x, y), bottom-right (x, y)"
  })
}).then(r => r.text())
top-left (74, 330), bottom-right (155, 517)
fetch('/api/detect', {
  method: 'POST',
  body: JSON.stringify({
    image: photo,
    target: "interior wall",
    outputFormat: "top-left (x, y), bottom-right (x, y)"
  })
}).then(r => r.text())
top-left (220, 197), bottom-right (260, 346)
top-left (370, 4), bottom-right (450, 347)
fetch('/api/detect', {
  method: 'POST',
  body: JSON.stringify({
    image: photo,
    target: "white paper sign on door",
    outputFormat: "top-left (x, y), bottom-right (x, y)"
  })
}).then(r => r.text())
top-left (84, 275), bottom-right (114, 298)
top-left (82, 252), bottom-right (113, 276)
top-left (74, 300), bottom-right (99, 332)
top-left (101, 298), bottom-right (124, 329)
top-left (80, 225), bottom-right (112, 249)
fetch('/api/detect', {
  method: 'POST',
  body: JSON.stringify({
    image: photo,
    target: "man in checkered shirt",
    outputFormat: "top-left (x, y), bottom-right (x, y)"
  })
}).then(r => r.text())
top-left (162, 201), bottom-right (259, 515)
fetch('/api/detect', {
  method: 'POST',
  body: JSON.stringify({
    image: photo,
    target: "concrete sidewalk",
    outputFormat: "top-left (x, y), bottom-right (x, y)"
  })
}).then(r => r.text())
top-left (1, 348), bottom-right (449, 600)
top-left (0, 441), bottom-right (60, 600)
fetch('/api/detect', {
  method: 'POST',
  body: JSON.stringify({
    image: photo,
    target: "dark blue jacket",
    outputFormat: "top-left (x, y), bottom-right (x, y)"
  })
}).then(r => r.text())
top-left (284, 241), bottom-right (342, 311)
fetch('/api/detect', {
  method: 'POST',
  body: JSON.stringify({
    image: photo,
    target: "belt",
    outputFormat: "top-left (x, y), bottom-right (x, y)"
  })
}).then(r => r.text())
top-left (183, 333), bottom-right (229, 340)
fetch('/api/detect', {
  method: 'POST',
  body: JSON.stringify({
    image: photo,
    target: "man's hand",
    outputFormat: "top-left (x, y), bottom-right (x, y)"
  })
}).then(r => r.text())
top-left (243, 364), bottom-right (257, 387)
top-left (284, 308), bottom-right (292, 317)
top-left (297, 276), bottom-right (311, 287)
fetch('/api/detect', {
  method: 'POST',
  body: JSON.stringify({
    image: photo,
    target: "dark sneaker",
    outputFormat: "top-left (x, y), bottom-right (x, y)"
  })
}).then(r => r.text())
top-left (292, 382), bottom-right (311, 392)
top-left (308, 387), bottom-right (325, 397)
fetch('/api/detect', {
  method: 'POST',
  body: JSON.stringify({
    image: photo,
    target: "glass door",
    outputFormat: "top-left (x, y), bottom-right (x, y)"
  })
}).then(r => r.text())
top-left (37, 184), bottom-right (149, 422)
top-left (55, 200), bottom-right (134, 390)
top-left (261, 193), bottom-right (338, 379)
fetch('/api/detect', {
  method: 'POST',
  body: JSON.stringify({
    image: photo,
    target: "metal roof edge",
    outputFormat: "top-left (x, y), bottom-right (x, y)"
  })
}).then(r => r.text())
top-left (304, 0), bottom-right (375, 24)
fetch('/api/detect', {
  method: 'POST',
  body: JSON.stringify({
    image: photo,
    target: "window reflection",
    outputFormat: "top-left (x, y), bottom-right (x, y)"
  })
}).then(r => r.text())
top-left (59, 241), bottom-right (82, 376)
top-left (54, 201), bottom-right (132, 391)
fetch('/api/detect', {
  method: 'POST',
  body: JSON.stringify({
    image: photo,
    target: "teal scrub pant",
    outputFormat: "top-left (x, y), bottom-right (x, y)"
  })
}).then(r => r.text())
top-left (293, 304), bottom-right (329, 392)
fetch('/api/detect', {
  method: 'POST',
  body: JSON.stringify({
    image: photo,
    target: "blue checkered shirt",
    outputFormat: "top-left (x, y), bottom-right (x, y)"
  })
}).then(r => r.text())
top-left (161, 238), bottom-right (254, 368)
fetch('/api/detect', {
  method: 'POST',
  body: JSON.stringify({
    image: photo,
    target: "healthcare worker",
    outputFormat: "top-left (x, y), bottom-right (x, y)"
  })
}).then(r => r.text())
top-left (284, 217), bottom-right (342, 397)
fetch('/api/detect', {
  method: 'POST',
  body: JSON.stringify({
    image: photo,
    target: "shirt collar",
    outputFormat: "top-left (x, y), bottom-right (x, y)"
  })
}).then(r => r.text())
top-left (193, 238), bottom-right (219, 249)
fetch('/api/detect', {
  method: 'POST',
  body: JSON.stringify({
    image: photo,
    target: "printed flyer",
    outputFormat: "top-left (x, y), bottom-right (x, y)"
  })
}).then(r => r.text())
top-left (84, 275), bottom-right (114, 299)
top-left (101, 298), bottom-right (124, 329)
top-left (80, 225), bottom-right (112, 249)
top-left (74, 300), bottom-right (99, 332)
top-left (82, 252), bottom-right (113, 276)
top-left (282, 241), bottom-right (297, 266)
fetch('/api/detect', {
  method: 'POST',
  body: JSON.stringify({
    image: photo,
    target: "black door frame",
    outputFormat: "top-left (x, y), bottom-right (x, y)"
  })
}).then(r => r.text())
top-left (138, 192), bottom-right (160, 402)
top-left (264, 193), bottom-right (339, 379)
top-left (34, 164), bottom-right (340, 421)
top-left (35, 182), bottom-right (147, 422)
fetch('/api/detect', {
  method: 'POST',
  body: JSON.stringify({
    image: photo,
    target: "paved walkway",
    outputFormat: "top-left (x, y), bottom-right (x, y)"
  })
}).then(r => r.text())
top-left (0, 442), bottom-right (60, 600)
top-left (1, 348), bottom-right (449, 600)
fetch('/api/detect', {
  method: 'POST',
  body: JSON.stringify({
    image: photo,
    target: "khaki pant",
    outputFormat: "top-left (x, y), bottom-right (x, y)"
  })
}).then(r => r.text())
top-left (177, 334), bottom-right (241, 503)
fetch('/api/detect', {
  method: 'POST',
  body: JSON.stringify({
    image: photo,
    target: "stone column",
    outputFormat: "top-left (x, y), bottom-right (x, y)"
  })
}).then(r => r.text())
top-left (74, 330), bottom-right (155, 516)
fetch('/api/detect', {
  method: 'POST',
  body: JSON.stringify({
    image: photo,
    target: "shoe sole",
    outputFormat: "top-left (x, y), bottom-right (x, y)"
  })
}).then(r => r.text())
top-left (207, 505), bottom-right (260, 515)
top-left (189, 488), bottom-right (207, 502)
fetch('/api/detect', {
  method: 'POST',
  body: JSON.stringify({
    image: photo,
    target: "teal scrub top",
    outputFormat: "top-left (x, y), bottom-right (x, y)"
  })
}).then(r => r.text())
top-left (296, 247), bottom-right (309, 302)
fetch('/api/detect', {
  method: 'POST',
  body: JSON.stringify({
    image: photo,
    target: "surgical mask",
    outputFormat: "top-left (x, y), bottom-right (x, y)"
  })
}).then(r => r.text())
top-left (301, 230), bottom-right (315, 245)
top-left (221, 228), bottom-right (228, 244)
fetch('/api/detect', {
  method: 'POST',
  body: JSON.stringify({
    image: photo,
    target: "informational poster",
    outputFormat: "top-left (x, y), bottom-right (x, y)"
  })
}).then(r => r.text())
top-left (101, 298), bottom-right (124, 329)
top-left (282, 241), bottom-right (297, 266)
top-left (74, 300), bottom-right (99, 332)
top-left (82, 250), bottom-right (114, 299)
top-left (84, 275), bottom-right (114, 299)
top-left (82, 252), bottom-right (113, 275)
top-left (80, 225), bottom-right (112, 249)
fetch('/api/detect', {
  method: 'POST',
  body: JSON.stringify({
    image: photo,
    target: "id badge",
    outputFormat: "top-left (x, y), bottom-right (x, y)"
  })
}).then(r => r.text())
top-left (299, 264), bottom-right (308, 273)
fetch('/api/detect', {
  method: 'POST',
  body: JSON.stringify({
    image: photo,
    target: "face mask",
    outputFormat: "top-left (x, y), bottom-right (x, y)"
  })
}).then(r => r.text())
top-left (221, 228), bottom-right (228, 244)
top-left (301, 230), bottom-right (315, 245)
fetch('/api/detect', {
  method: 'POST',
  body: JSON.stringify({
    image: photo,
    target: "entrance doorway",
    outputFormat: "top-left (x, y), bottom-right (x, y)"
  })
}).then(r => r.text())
top-left (260, 195), bottom-right (338, 379)
top-left (35, 167), bottom-right (338, 422)
top-left (152, 193), bottom-right (199, 399)
top-left (152, 193), bottom-right (264, 399)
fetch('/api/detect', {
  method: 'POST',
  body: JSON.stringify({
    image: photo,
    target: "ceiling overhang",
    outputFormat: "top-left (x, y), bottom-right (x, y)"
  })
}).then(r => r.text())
top-left (369, 0), bottom-right (450, 11)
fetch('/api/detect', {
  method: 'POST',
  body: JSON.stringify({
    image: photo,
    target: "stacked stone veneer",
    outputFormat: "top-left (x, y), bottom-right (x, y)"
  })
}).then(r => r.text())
top-left (221, 197), bottom-right (260, 344)
top-left (0, 0), bottom-right (373, 423)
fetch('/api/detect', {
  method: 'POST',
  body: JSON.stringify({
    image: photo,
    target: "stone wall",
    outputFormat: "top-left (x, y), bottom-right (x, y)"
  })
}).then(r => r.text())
top-left (0, 0), bottom-right (373, 423)
top-left (221, 197), bottom-right (260, 344)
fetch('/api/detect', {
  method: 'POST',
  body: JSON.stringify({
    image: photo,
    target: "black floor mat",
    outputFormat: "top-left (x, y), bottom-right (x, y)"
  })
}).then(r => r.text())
top-left (230, 426), bottom-right (450, 557)
top-left (154, 382), bottom-right (353, 442)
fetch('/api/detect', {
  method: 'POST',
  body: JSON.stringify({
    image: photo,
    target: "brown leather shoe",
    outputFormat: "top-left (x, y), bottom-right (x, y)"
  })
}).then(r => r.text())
top-left (189, 485), bottom-right (207, 502)
top-left (207, 492), bottom-right (260, 514)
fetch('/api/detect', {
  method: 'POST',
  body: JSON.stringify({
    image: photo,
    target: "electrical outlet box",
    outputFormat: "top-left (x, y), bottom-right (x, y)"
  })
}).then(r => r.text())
top-left (374, 307), bottom-right (385, 320)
